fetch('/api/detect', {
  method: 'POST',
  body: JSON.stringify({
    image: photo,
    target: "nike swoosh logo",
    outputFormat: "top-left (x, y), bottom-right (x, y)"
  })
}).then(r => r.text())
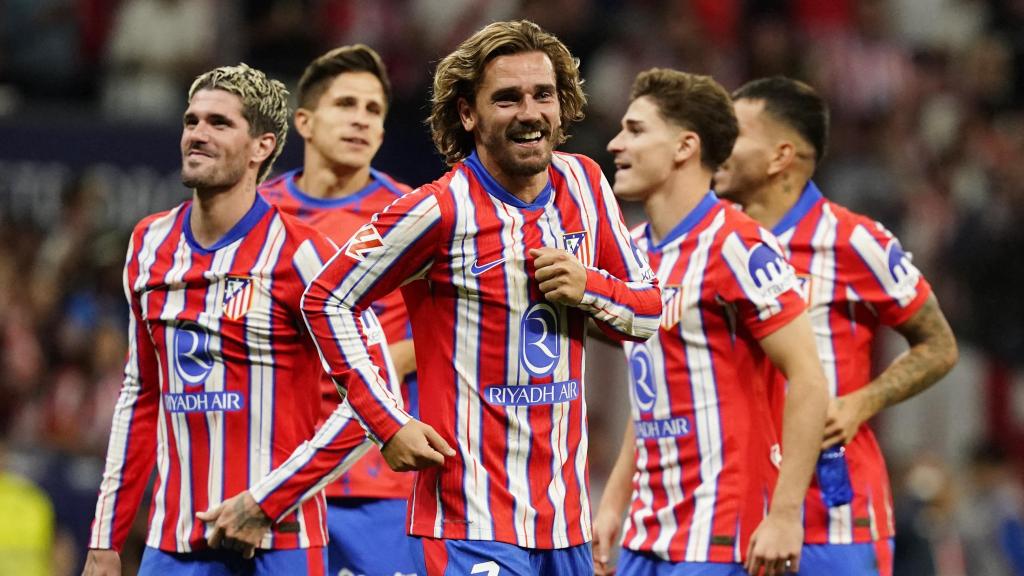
top-left (470, 257), bottom-right (507, 276)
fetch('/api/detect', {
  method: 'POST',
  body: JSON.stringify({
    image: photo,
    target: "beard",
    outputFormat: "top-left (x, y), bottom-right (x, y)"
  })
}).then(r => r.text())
top-left (478, 118), bottom-right (560, 178)
top-left (180, 154), bottom-right (247, 191)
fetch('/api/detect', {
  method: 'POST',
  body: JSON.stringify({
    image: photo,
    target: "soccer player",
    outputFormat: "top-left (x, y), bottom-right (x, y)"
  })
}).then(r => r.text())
top-left (258, 44), bottom-right (419, 576)
top-left (713, 77), bottom-right (958, 576)
top-left (82, 63), bottom-right (407, 576)
top-left (301, 20), bottom-right (663, 576)
top-left (593, 69), bottom-right (829, 576)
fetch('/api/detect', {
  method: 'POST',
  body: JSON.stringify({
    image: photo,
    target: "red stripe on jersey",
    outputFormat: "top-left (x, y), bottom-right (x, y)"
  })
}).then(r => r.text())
top-left (261, 169), bottom-right (414, 501)
top-left (622, 195), bottom-right (804, 562)
top-left (769, 182), bottom-right (930, 544)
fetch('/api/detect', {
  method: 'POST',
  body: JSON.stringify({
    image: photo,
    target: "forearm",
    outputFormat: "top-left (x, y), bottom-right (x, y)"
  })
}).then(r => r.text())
top-left (771, 374), bottom-right (828, 516)
top-left (597, 420), bottom-right (637, 519)
top-left (578, 269), bottom-right (661, 341)
top-left (851, 295), bottom-right (958, 421)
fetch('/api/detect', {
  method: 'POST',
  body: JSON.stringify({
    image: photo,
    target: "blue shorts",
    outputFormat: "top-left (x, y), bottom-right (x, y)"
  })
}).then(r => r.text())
top-left (411, 537), bottom-right (591, 576)
top-left (797, 540), bottom-right (894, 576)
top-left (327, 498), bottom-right (417, 575)
top-left (138, 545), bottom-right (327, 575)
top-left (617, 548), bottom-right (747, 576)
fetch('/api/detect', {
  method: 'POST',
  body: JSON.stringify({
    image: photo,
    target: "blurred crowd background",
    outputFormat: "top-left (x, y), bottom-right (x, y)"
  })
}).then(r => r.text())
top-left (2, 0), bottom-right (1024, 574)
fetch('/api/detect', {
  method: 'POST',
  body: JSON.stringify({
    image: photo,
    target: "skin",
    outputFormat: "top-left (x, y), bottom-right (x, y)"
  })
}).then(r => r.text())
top-left (596, 94), bottom-right (828, 576)
top-left (714, 97), bottom-right (958, 452)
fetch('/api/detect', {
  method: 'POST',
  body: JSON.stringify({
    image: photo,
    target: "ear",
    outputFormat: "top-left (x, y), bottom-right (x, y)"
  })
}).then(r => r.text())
top-left (675, 131), bottom-right (700, 165)
top-left (767, 141), bottom-right (797, 176)
top-left (251, 133), bottom-right (277, 166)
top-left (294, 108), bottom-right (313, 140)
top-left (458, 97), bottom-right (475, 132)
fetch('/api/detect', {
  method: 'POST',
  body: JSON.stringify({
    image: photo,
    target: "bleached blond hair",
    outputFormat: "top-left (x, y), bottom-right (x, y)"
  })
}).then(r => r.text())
top-left (188, 63), bottom-right (290, 183)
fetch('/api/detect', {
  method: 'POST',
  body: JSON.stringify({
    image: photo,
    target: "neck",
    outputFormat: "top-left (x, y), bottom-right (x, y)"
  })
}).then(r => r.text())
top-left (644, 165), bottom-right (713, 244)
top-left (475, 148), bottom-right (549, 204)
top-left (189, 175), bottom-right (257, 248)
top-left (297, 153), bottom-right (374, 199)
top-left (742, 172), bottom-right (808, 231)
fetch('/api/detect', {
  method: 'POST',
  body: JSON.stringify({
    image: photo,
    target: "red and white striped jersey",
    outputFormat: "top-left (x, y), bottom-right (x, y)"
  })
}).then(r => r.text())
top-left (302, 151), bottom-right (662, 549)
top-left (766, 181), bottom-right (931, 544)
top-left (621, 192), bottom-right (806, 563)
top-left (89, 196), bottom-right (382, 553)
top-left (260, 167), bottom-right (415, 501)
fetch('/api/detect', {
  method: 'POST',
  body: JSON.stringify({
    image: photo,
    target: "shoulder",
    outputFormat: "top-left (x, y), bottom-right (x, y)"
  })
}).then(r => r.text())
top-left (551, 151), bottom-right (603, 182)
top-left (128, 203), bottom-right (186, 253)
top-left (372, 168), bottom-right (415, 197)
top-left (271, 205), bottom-right (336, 252)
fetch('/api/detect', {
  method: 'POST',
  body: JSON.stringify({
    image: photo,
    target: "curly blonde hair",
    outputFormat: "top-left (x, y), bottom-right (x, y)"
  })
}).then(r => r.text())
top-left (188, 63), bottom-right (290, 183)
top-left (429, 20), bottom-right (587, 166)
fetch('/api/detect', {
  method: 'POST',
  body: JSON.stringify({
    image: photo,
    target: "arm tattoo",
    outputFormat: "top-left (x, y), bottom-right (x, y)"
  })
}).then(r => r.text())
top-left (862, 295), bottom-right (958, 416)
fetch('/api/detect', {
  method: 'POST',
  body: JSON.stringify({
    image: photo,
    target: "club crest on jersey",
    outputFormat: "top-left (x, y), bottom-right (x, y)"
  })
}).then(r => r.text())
top-left (629, 344), bottom-right (657, 413)
top-left (747, 243), bottom-right (796, 298)
top-left (174, 321), bottom-right (213, 387)
top-left (345, 223), bottom-right (385, 261)
top-left (562, 231), bottom-right (590, 264)
top-left (660, 285), bottom-right (685, 329)
top-left (222, 276), bottom-right (256, 321)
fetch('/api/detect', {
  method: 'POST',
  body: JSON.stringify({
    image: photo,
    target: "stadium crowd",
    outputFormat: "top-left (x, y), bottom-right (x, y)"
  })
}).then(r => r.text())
top-left (2, 1), bottom-right (1023, 574)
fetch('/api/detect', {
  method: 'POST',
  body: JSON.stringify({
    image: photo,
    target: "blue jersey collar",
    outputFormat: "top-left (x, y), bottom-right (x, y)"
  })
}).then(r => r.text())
top-left (647, 190), bottom-right (719, 251)
top-left (284, 168), bottom-right (388, 208)
top-left (772, 181), bottom-right (823, 236)
top-left (464, 150), bottom-right (553, 210)
top-left (184, 194), bottom-right (270, 254)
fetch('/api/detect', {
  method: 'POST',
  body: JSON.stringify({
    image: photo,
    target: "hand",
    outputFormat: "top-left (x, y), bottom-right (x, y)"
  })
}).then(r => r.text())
top-left (745, 512), bottom-right (802, 576)
top-left (592, 507), bottom-right (623, 575)
top-left (822, 394), bottom-right (866, 450)
top-left (82, 549), bottom-right (120, 576)
top-left (196, 491), bottom-right (271, 559)
top-left (381, 420), bottom-right (456, 472)
top-left (530, 247), bottom-right (586, 306)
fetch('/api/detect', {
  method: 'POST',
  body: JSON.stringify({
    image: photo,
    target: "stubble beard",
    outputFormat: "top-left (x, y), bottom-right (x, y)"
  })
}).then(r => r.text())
top-left (480, 120), bottom-right (560, 178)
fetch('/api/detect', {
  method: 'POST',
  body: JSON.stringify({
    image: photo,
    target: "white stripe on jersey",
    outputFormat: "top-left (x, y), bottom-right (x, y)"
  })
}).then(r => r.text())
top-left (849, 224), bottom-right (921, 307)
top-left (681, 209), bottom-right (726, 562)
top-left (550, 155), bottom-right (598, 268)
top-left (450, 170), bottom-right (494, 541)
top-left (242, 215), bottom-right (286, 549)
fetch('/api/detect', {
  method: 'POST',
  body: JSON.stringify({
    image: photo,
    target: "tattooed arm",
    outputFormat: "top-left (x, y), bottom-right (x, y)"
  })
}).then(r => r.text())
top-left (196, 492), bottom-right (272, 558)
top-left (823, 294), bottom-right (959, 448)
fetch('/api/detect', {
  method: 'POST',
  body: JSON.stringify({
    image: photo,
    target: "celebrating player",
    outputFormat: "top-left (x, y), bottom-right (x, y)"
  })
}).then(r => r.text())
top-left (714, 77), bottom-right (958, 576)
top-left (259, 44), bottom-right (420, 576)
top-left (301, 20), bottom-right (662, 576)
top-left (594, 69), bottom-right (829, 576)
top-left (82, 64), bottom-right (395, 576)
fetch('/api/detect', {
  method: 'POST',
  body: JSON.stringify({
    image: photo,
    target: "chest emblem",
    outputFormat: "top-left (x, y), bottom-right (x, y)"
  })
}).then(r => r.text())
top-left (222, 275), bottom-right (256, 321)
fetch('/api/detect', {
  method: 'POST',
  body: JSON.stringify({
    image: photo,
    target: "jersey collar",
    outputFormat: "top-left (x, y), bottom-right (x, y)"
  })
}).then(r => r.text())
top-left (183, 194), bottom-right (270, 255)
top-left (464, 150), bottom-right (553, 210)
top-left (772, 180), bottom-right (824, 236)
top-left (647, 190), bottom-right (719, 252)
top-left (284, 168), bottom-right (387, 208)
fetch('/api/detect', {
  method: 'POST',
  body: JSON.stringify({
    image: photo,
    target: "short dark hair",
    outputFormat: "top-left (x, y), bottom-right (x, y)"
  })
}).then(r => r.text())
top-left (630, 68), bottom-right (738, 171)
top-left (732, 76), bottom-right (829, 164)
top-left (297, 44), bottom-right (392, 112)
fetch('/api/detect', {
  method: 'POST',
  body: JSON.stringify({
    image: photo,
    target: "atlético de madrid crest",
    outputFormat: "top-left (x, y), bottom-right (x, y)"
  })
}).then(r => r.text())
top-left (222, 275), bottom-right (256, 321)
top-left (562, 231), bottom-right (589, 263)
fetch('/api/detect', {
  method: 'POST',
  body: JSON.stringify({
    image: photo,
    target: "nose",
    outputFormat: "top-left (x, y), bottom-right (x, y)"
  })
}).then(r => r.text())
top-left (518, 95), bottom-right (543, 122)
top-left (607, 131), bottom-right (624, 153)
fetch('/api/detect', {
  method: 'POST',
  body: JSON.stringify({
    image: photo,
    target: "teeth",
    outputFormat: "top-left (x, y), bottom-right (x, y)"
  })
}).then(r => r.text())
top-left (513, 131), bottom-right (542, 142)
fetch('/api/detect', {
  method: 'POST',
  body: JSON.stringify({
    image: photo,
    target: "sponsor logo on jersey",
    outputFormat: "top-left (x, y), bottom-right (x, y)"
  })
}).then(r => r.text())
top-left (222, 275), bottom-right (255, 321)
top-left (344, 223), bottom-right (385, 261)
top-left (634, 416), bottom-right (691, 439)
top-left (886, 240), bottom-right (919, 292)
top-left (470, 256), bottom-right (507, 276)
top-left (485, 381), bottom-right (579, 406)
top-left (520, 302), bottom-right (560, 377)
top-left (173, 322), bottom-right (213, 387)
top-left (629, 344), bottom-right (657, 413)
top-left (748, 243), bottom-right (796, 298)
top-left (163, 391), bottom-right (244, 413)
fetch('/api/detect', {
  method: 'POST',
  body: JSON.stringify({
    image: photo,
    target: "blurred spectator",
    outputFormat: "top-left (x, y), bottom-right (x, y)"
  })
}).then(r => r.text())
top-left (2, 0), bottom-right (85, 100)
top-left (101, 0), bottom-right (216, 121)
top-left (959, 441), bottom-right (1024, 576)
top-left (892, 454), bottom-right (965, 576)
top-left (241, 0), bottom-right (318, 86)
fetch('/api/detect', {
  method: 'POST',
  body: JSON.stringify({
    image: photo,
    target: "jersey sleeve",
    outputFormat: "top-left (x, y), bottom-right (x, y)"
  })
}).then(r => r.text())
top-left (578, 170), bottom-right (662, 341)
top-left (718, 224), bottom-right (806, 340)
top-left (843, 219), bottom-right (932, 326)
top-left (301, 187), bottom-right (443, 443)
top-left (89, 232), bottom-right (162, 551)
